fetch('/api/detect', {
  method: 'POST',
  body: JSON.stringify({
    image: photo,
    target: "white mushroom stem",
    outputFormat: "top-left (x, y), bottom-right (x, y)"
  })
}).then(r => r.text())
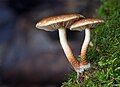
top-left (80, 28), bottom-right (90, 64)
top-left (58, 28), bottom-right (79, 68)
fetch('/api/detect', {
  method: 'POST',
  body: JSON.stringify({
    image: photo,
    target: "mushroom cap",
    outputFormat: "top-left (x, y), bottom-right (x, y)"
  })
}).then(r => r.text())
top-left (70, 18), bottom-right (104, 31)
top-left (36, 13), bottom-right (84, 31)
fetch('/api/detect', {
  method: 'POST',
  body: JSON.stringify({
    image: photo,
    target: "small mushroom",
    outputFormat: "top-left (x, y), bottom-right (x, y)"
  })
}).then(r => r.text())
top-left (36, 13), bottom-right (84, 71)
top-left (70, 18), bottom-right (104, 73)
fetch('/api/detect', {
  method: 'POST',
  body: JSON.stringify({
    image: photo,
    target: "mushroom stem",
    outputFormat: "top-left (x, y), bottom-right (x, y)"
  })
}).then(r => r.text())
top-left (58, 28), bottom-right (80, 68)
top-left (80, 28), bottom-right (90, 64)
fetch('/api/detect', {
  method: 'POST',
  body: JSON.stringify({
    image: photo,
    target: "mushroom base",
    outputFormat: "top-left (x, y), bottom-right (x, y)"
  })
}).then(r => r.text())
top-left (76, 63), bottom-right (91, 74)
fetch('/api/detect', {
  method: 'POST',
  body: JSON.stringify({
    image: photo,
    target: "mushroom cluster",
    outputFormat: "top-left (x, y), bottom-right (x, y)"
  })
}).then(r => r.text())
top-left (36, 13), bottom-right (104, 80)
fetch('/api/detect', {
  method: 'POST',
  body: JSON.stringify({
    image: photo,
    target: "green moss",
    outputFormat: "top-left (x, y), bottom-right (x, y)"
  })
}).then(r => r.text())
top-left (62, 0), bottom-right (120, 86)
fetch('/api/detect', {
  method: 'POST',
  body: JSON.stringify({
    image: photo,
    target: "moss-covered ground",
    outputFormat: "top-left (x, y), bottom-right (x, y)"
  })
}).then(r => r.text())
top-left (62, 0), bottom-right (120, 86)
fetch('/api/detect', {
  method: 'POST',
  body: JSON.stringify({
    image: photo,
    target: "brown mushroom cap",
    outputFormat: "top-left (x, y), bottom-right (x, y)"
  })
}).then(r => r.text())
top-left (36, 13), bottom-right (84, 31)
top-left (70, 18), bottom-right (104, 31)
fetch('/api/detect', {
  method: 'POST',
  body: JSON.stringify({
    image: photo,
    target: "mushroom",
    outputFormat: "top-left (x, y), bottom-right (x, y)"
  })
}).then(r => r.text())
top-left (70, 18), bottom-right (104, 72)
top-left (36, 13), bottom-right (84, 71)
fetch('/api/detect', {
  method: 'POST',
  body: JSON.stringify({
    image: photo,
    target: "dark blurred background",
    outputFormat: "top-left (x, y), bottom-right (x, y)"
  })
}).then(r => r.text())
top-left (0, 0), bottom-right (101, 86)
